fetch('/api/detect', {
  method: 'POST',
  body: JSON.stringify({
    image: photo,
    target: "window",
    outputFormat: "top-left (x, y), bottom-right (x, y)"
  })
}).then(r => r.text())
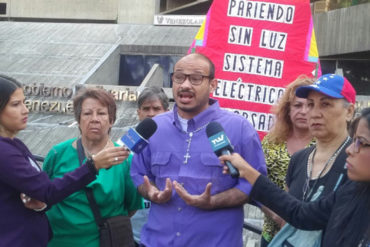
top-left (119, 55), bottom-right (181, 87)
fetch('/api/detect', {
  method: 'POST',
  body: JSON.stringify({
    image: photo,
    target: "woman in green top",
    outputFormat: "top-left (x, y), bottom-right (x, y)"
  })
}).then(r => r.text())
top-left (260, 75), bottom-right (314, 246)
top-left (43, 88), bottom-right (142, 247)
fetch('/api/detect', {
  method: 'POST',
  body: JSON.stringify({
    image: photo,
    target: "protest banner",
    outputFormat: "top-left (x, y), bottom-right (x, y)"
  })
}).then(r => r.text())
top-left (189, 0), bottom-right (320, 138)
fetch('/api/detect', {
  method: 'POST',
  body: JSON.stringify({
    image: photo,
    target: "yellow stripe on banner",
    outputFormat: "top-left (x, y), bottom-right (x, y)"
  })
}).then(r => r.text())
top-left (309, 29), bottom-right (319, 58)
top-left (195, 19), bottom-right (206, 40)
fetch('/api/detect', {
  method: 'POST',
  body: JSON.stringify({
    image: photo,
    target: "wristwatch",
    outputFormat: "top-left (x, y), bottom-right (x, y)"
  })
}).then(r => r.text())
top-left (86, 156), bottom-right (98, 175)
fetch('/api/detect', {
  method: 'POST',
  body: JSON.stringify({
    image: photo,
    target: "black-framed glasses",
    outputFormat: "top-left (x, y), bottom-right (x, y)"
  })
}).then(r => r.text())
top-left (170, 72), bottom-right (210, 85)
top-left (353, 137), bottom-right (370, 153)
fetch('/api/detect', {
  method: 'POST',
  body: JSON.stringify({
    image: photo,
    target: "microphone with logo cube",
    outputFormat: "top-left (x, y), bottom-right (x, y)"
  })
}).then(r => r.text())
top-left (206, 121), bottom-right (240, 178)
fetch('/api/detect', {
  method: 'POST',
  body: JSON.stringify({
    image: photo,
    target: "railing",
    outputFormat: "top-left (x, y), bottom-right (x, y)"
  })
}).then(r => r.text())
top-left (243, 222), bottom-right (262, 235)
top-left (312, 0), bottom-right (370, 13)
top-left (34, 154), bottom-right (263, 235)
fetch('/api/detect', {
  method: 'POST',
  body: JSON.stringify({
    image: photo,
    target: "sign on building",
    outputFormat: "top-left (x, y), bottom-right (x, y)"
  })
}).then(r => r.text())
top-left (154, 15), bottom-right (205, 26)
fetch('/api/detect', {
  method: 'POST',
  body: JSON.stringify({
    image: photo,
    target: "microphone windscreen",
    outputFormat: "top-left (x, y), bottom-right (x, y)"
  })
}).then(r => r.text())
top-left (206, 121), bottom-right (224, 138)
top-left (135, 118), bottom-right (158, 140)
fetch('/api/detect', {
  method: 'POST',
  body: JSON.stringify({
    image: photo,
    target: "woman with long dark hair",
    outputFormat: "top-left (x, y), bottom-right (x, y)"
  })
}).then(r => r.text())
top-left (0, 75), bottom-right (128, 247)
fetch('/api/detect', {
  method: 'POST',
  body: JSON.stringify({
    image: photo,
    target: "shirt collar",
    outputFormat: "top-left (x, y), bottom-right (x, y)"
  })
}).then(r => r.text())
top-left (172, 98), bottom-right (220, 132)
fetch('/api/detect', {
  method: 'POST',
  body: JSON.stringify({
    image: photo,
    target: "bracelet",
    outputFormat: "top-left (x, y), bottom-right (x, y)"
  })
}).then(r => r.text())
top-left (33, 204), bottom-right (48, 212)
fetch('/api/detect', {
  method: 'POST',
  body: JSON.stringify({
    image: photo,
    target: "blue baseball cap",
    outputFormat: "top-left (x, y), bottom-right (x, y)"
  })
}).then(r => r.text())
top-left (296, 74), bottom-right (356, 103)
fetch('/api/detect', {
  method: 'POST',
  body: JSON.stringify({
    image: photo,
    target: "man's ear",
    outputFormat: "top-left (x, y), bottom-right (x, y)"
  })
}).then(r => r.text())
top-left (209, 78), bottom-right (218, 94)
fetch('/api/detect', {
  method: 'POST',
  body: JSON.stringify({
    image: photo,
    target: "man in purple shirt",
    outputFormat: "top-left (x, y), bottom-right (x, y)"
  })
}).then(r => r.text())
top-left (131, 53), bottom-right (266, 247)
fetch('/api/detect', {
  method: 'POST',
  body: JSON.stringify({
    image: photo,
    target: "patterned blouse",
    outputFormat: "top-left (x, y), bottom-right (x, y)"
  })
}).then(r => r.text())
top-left (261, 135), bottom-right (314, 243)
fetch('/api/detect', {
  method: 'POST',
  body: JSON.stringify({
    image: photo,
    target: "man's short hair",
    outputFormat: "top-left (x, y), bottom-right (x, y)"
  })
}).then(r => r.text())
top-left (138, 86), bottom-right (169, 110)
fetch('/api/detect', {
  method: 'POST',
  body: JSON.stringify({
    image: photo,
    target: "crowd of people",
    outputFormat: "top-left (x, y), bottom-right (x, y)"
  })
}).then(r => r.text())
top-left (0, 52), bottom-right (369, 247)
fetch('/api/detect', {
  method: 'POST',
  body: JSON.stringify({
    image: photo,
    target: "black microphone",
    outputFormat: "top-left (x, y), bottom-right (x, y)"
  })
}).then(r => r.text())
top-left (206, 121), bottom-right (240, 178)
top-left (119, 118), bottom-right (157, 153)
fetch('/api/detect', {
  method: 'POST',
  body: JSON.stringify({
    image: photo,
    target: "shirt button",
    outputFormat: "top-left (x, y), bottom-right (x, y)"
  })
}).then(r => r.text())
top-left (178, 207), bottom-right (182, 211)
top-left (176, 232), bottom-right (181, 237)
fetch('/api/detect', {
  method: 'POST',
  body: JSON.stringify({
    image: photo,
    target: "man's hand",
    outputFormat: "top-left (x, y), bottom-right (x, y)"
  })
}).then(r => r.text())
top-left (141, 175), bottom-right (172, 204)
top-left (173, 181), bottom-right (213, 210)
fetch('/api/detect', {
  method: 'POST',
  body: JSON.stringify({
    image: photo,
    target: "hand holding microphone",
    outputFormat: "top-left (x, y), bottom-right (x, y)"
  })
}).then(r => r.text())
top-left (91, 146), bottom-right (130, 170)
top-left (218, 152), bottom-right (261, 186)
top-left (119, 118), bottom-right (158, 153)
top-left (206, 121), bottom-right (240, 178)
top-left (98, 118), bottom-right (157, 170)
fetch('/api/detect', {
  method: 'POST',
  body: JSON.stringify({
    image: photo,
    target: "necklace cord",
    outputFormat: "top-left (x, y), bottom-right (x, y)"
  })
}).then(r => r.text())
top-left (81, 138), bottom-right (110, 158)
top-left (303, 136), bottom-right (350, 200)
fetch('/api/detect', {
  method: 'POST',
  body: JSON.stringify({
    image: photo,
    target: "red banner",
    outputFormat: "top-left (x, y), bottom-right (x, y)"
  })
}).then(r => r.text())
top-left (190, 0), bottom-right (320, 139)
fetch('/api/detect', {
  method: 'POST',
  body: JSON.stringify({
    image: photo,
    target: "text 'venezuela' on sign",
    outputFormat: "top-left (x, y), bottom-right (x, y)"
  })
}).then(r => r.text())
top-left (23, 83), bottom-right (138, 114)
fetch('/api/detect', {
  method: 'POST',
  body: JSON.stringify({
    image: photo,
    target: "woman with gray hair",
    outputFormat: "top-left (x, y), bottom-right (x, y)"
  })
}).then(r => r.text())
top-left (42, 87), bottom-right (142, 247)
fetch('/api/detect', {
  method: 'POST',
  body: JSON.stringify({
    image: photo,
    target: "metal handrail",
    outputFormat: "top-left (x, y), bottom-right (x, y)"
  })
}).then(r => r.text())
top-left (243, 222), bottom-right (262, 235)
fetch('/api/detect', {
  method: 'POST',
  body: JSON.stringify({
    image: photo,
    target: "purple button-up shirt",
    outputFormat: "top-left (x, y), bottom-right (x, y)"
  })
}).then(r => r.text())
top-left (131, 99), bottom-right (266, 247)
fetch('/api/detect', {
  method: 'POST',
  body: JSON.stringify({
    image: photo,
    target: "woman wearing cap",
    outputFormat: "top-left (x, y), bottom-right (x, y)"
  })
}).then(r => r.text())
top-left (260, 75), bottom-right (315, 246)
top-left (220, 106), bottom-right (370, 246)
top-left (264, 74), bottom-right (356, 245)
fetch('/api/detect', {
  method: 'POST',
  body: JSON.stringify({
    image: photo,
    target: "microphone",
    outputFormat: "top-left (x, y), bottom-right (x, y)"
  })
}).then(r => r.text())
top-left (119, 118), bottom-right (158, 153)
top-left (206, 121), bottom-right (240, 178)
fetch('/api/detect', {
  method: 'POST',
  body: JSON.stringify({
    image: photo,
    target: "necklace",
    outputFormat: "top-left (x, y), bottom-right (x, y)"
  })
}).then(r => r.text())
top-left (303, 136), bottom-right (350, 200)
top-left (183, 123), bottom-right (209, 164)
top-left (82, 138), bottom-right (110, 158)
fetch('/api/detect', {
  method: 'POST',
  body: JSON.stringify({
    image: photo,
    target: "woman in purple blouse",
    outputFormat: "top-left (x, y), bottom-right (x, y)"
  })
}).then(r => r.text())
top-left (0, 75), bottom-right (129, 247)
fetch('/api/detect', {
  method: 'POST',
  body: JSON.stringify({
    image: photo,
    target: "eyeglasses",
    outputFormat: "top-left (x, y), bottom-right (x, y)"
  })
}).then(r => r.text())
top-left (352, 137), bottom-right (370, 153)
top-left (170, 72), bottom-right (210, 85)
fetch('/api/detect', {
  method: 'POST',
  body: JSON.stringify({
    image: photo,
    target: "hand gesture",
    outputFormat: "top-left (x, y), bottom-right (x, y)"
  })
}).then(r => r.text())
top-left (142, 175), bottom-right (172, 204)
top-left (173, 181), bottom-right (213, 210)
top-left (92, 146), bottom-right (130, 170)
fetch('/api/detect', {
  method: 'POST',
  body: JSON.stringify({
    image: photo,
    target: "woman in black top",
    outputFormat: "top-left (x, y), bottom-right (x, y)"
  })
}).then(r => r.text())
top-left (220, 107), bottom-right (370, 246)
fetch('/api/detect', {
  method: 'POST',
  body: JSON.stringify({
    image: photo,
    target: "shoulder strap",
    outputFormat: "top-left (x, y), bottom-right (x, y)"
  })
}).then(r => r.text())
top-left (77, 139), bottom-right (105, 227)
